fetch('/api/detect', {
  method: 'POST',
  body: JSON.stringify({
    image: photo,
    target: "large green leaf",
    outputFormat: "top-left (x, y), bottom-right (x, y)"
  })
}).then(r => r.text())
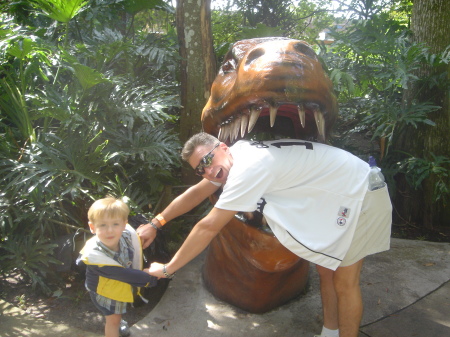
top-left (0, 78), bottom-right (36, 142)
top-left (123, 0), bottom-right (171, 15)
top-left (71, 63), bottom-right (110, 91)
top-left (6, 38), bottom-right (34, 60)
top-left (31, 0), bottom-right (88, 23)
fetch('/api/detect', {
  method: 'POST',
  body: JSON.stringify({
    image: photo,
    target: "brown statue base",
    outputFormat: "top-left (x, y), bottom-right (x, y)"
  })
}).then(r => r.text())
top-left (203, 212), bottom-right (309, 314)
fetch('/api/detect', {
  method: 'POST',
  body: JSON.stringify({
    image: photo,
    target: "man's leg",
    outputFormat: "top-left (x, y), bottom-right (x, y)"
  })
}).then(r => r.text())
top-left (316, 265), bottom-right (339, 330)
top-left (334, 259), bottom-right (364, 337)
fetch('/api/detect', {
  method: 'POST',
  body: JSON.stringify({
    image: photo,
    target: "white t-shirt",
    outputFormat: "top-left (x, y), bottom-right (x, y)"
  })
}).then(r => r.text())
top-left (214, 139), bottom-right (370, 270)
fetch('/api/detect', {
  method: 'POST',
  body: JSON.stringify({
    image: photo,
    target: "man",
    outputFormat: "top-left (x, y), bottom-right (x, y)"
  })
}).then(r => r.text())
top-left (138, 132), bottom-right (392, 337)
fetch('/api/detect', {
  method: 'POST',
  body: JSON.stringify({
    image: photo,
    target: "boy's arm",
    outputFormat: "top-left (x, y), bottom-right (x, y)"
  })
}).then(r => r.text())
top-left (89, 265), bottom-right (157, 287)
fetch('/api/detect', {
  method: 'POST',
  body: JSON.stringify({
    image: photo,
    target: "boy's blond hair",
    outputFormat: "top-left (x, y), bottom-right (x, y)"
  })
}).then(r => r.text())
top-left (88, 197), bottom-right (129, 224)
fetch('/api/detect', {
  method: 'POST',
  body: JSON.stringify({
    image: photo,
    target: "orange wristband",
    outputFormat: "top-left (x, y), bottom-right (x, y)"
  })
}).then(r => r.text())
top-left (155, 214), bottom-right (166, 226)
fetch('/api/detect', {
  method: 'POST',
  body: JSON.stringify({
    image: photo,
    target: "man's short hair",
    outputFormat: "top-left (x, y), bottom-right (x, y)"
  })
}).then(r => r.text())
top-left (88, 197), bottom-right (129, 223)
top-left (181, 132), bottom-right (219, 162)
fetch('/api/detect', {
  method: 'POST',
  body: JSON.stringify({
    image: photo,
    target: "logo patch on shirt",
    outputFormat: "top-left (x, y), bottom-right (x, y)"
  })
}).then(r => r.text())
top-left (337, 217), bottom-right (347, 226)
top-left (338, 206), bottom-right (351, 218)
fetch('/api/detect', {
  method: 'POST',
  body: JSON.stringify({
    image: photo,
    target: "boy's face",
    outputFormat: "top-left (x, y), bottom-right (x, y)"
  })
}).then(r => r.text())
top-left (88, 216), bottom-right (127, 252)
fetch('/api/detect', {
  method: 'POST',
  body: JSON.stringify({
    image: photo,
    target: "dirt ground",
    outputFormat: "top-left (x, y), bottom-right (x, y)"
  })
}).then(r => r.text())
top-left (0, 214), bottom-right (172, 335)
top-left (0, 266), bottom-right (170, 335)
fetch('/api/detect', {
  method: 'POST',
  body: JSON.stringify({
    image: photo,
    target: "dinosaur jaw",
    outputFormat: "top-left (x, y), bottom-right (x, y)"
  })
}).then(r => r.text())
top-left (216, 102), bottom-right (329, 144)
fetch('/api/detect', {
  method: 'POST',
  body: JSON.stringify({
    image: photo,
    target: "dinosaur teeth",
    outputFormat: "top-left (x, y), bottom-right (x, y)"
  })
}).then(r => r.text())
top-left (298, 104), bottom-right (305, 128)
top-left (313, 108), bottom-right (326, 142)
top-left (241, 113), bottom-right (249, 138)
top-left (219, 124), bottom-right (231, 142)
top-left (248, 106), bottom-right (262, 133)
top-left (219, 103), bottom-right (326, 143)
top-left (231, 117), bottom-right (240, 142)
top-left (269, 105), bottom-right (277, 127)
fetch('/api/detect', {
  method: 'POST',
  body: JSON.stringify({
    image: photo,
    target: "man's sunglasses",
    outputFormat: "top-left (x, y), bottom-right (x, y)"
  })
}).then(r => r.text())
top-left (194, 143), bottom-right (220, 176)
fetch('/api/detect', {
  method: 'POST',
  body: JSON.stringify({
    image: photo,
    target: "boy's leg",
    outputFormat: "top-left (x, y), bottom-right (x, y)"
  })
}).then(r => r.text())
top-left (333, 259), bottom-right (364, 337)
top-left (105, 313), bottom-right (122, 337)
top-left (316, 265), bottom-right (339, 330)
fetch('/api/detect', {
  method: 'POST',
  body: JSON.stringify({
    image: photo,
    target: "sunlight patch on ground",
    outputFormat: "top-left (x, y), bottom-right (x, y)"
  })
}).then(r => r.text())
top-left (207, 319), bottom-right (222, 330)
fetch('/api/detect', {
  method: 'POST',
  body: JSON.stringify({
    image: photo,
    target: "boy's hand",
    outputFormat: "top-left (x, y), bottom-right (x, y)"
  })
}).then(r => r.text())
top-left (144, 266), bottom-right (161, 280)
top-left (147, 262), bottom-right (166, 278)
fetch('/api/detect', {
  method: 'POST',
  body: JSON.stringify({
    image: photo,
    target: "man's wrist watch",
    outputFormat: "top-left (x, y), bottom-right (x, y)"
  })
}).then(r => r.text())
top-left (149, 221), bottom-right (161, 231)
top-left (162, 264), bottom-right (175, 279)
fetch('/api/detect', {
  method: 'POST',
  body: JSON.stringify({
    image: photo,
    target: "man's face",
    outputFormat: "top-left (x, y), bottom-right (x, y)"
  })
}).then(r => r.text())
top-left (188, 142), bottom-right (233, 184)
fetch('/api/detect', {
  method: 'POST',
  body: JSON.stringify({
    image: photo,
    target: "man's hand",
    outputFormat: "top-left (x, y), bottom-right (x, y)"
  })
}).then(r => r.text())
top-left (136, 223), bottom-right (157, 249)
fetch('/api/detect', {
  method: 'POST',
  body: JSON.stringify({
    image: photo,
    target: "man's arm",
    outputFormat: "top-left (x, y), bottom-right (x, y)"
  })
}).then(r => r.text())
top-left (148, 207), bottom-right (237, 278)
top-left (137, 178), bottom-right (221, 248)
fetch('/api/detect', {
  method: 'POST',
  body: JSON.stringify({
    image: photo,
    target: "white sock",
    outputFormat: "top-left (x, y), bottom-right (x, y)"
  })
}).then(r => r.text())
top-left (320, 326), bottom-right (339, 337)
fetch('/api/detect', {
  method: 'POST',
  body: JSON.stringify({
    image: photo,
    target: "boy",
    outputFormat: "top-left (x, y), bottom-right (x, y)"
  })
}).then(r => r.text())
top-left (77, 197), bottom-right (157, 337)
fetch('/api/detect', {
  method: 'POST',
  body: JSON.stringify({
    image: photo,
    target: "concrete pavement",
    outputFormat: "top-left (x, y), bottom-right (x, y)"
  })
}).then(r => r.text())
top-left (132, 238), bottom-right (450, 337)
top-left (1, 238), bottom-right (449, 336)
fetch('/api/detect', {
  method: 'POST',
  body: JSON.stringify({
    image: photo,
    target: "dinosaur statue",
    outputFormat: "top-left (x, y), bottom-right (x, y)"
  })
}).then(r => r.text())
top-left (200, 37), bottom-right (338, 313)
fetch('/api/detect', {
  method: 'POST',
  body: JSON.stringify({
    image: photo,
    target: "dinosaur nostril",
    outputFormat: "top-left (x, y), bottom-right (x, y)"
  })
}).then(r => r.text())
top-left (293, 42), bottom-right (319, 61)
top-left (245, 48), bottom-right (265, 66)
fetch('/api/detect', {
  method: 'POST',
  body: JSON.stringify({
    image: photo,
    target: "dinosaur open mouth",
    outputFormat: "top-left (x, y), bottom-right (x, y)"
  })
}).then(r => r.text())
top-left (217, 102), bottom-right (326, 144)
top-left (201, 38), bottom-right (337, 145)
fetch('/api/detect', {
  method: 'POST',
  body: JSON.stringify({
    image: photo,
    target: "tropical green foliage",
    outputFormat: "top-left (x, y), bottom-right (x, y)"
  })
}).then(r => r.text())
top-left (211, 0), bottom-right (334, 60)
top-left (0, 234), bottom-right (63, 294)
top-left (0, 0), bottom-right (448, 294)
top-left (320, 7), bottom-right (449, 201)
top-left (0, 0), bottom-right (180, 293)
top-left (399, 154), bottom-right (450, 204)
top-left (30, 0), bottom-right (89, 23)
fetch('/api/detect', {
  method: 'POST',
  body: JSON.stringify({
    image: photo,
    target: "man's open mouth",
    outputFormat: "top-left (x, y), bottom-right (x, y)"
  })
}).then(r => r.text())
top-left (215, 168), bottom-right (223, 179)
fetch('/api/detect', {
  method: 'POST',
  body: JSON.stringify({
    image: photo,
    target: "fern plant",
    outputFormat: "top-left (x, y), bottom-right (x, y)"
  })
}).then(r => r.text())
top-left (0, 234), bottom-right (63, 295)
top-left (321, 11), bottom-right (448, 203)
top-left (1, 1), bottom-right (181, 294)
top-left (399, 153), bottom-right (450, 204)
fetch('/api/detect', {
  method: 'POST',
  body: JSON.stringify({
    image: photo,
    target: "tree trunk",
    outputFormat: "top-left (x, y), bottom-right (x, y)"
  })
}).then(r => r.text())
top-left (394, 0), bottom-right (450, 229)
top-left (176, 0), bottom-right (216, 184)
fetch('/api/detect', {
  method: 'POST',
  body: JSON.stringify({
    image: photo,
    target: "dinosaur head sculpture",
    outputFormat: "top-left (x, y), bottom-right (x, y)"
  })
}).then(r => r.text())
top-left (201, 37), bottom-right (338, 313)
top-left (202, 37), bottom-right (337, 144)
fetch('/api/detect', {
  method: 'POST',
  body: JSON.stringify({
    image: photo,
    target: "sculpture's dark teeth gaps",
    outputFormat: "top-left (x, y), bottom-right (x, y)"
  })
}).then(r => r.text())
top-left (217, 102), bottom-right (325, 143)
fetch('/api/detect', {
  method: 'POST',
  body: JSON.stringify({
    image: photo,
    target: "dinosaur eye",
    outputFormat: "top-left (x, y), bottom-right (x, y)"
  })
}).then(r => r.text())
top-left (294, 43), bottom-right (319, 61)
top-left (222, 59), bottom-right (236, 73)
